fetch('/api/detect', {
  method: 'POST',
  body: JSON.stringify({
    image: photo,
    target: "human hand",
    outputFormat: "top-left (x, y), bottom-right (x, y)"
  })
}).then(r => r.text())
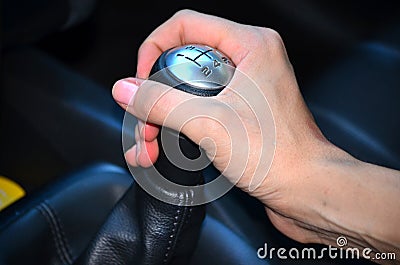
top-left (112, 10), bottom-right (400, 257)
top-left (112, 9), bottom-right (335, 243)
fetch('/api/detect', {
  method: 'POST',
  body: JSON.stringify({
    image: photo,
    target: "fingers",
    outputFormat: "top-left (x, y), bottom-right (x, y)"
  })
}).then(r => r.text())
top-left (112, 77), bottom-right (216, 143)
top-left (116, 9), bottom-right (289, 171)
top-left (125, 120), bottom-right (160, 168)
top-left (138, 120), bottom-right (159, 142)
top-left (125, 139), bottom-right (159, 168)
top-left (113, 76), bottom-right (223, 168)
top-left (136, 9), bottom-right (291, 95)
top-left (136, 9), bottom-right (250, 78)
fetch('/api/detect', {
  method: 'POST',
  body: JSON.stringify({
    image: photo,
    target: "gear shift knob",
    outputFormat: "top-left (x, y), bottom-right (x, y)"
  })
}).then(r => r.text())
top-left (149, 44), bottom-right (235, 187)
top-left (150, 44), bottom-right (235, 96)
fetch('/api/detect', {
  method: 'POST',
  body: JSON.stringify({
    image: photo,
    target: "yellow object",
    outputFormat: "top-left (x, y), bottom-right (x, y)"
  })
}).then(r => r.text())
top-left (0, 176), bottom-right (25, 211)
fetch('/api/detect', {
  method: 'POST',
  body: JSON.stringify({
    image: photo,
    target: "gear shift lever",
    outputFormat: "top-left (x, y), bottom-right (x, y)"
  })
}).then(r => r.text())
top-left (128, 44), bottom-right (235, 265)
top-left (149, 44), bottom-right (235, 188)
top-left (75, 45), bottom-right (235, 265)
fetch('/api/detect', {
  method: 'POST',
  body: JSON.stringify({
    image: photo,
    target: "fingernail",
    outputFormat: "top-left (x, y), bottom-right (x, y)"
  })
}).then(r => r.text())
top-left (112, 78), bottom-right (139, 105)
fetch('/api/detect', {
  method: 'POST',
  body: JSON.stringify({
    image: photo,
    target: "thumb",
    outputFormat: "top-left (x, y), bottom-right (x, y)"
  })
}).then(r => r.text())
top-left (112, 77), bottom-right (217, 142)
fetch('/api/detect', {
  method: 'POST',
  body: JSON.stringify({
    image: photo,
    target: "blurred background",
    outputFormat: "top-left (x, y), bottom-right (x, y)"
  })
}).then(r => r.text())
top-left (5, 0), bottom-right (400, 89)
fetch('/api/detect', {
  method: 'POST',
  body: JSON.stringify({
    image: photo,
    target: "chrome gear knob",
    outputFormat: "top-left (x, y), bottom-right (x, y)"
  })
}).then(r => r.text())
top-left (150, 44), bottom-right (235, 96)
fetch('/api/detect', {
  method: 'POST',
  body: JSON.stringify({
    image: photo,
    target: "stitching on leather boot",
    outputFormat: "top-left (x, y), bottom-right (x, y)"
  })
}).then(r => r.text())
top-left (163, 208), bottom-right (182, 264)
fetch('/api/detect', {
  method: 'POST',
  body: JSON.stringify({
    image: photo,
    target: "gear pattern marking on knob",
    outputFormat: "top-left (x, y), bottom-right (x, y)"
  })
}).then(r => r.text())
top-left (165, 44), bottom-right (235, 91)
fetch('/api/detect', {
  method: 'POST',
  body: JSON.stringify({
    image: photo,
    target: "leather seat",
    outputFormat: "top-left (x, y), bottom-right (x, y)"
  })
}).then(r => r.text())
top-left (0, 164), bottom-right (132, 264)
top-left (0, 163), bottom-right (205, 265)
top-left (0, 161), bottom-right (268, 265)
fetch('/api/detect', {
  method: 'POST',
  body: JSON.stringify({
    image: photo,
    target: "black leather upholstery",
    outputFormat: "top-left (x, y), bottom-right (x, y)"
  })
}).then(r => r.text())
top-left (0, 163), bottom-right (131, 264)
top-left (0, 163), bottom-right (204, 265)
top-left (0, 162), bottom-right (367, 265)
top-left (0, 162), bottom-right (271, 265)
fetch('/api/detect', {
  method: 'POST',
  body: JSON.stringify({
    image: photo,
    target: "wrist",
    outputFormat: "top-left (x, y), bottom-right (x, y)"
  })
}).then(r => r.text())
top-left (297, 146), bottom-right (365, 246)
top-left (299, 143), bottom-right (400, 254)
top-left (285, 142), bottom-right (358, 245)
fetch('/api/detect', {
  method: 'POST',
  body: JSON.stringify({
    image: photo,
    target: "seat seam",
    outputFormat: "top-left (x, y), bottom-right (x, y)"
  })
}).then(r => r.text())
top-left (37, 201), bottom-right (73, 265)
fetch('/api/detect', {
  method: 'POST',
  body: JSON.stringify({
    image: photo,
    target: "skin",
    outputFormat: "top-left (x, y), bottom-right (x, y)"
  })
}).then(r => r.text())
top-left (112, 9), bottom-right (400, 264)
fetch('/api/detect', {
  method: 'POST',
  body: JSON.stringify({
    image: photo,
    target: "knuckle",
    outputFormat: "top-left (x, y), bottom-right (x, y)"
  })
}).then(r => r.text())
top-left (261, 28), bottom-right (283, 44)
top-left (255, 27), bottom-right (285, 54)
top-left (172, 9), bottom-right (196, 21)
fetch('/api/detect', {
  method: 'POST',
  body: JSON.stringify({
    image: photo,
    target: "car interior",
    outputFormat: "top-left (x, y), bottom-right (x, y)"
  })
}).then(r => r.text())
top-left (1, 0), bottom-right (399, 264)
